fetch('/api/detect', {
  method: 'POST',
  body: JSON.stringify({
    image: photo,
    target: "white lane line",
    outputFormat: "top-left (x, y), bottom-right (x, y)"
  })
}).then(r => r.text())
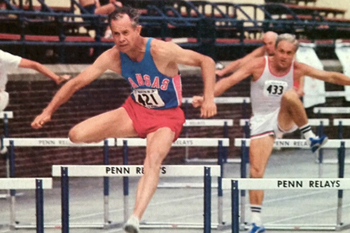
top-left (266, 204), bottom-right (350, 224)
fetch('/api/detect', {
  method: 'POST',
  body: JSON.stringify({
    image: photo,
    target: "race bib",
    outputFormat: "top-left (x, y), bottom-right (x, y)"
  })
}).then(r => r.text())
top-left (133, 88), bottom-right (165, 108)
top-left (263, 80), bottom-right (288, 97)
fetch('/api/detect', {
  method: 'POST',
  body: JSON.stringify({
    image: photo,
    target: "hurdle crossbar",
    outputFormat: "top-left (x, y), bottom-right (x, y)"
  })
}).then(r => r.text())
top-left (305, 91), bottom-right (350, 98)
top-left (222, 178), bottom-right (350, 232)
top-left (3, 138), bottom-right (115, 147)
top-left (52, 165), bottom-right (221, 177)
top-left (53, 165), bottom-right (219, 233)
top-left (116, 138), bottom-right (229, 147)
top-left (0, 178), bottom-right (52, 189)
top-left (182, 97), bottom-right (250, 104)
top-left (222, 178), bottom-right (350, 190)
top-left (0, 111), bottom-right (13, 119)
top-left (239, 118), bottom-right (329, 127)
top-left (184, 119), bottom-right (233, 127)
top-left (314, 107), bottom-right (350, 114)
top-left (235, 138), bottom-right (350, 148)
top-left (333, 119), bottom-right (350, 126)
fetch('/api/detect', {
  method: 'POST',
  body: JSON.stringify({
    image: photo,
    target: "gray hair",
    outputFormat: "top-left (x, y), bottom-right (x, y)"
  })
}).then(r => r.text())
top-left (276, 33), bottom-right (299, 51)
top-left (108, 6), bottom-right (141, 28)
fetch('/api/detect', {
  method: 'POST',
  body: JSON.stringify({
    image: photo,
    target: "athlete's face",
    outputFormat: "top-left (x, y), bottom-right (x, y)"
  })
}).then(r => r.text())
top-left (274, 40), bottom-right (296, 70)
top-left (263, 37), bottom-right (276, 56)
top-left (110, 14), bottom-right (141, 53)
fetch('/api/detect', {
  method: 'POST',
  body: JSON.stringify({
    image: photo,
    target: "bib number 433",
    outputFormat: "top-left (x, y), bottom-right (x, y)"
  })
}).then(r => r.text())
top-left (263, 80), bottom-right (288, 97)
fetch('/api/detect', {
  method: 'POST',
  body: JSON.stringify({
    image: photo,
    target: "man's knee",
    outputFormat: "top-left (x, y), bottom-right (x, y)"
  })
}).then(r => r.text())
top-left (68, 127), bottom-right (84, 143)
top-left (282, 89), bottom-right (300, 103)
top-left (250, 166), bottom-right (264, 179)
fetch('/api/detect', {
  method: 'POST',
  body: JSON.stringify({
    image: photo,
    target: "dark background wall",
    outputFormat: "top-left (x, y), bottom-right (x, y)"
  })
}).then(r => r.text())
top-left (2, 60), bottom-right (349, 178)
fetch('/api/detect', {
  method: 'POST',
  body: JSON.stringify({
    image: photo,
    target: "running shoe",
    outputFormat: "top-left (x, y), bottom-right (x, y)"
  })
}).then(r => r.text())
top-left (124, 215), bottom-right (140, 233)
top-left (247, 223), bottom-right (266, 233)
top-left (308, 135), bottom-right (328, 153)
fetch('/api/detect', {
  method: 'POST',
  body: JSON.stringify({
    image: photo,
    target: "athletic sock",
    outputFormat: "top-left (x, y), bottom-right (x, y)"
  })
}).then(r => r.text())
top-left (299, 123), bottom-right (316, 139)
top-left (250, 205), bottom-right (262, 226)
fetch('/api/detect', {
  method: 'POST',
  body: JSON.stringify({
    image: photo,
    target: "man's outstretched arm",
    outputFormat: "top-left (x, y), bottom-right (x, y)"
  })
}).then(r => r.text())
top-left (31, 52), bottom-right (110, 129)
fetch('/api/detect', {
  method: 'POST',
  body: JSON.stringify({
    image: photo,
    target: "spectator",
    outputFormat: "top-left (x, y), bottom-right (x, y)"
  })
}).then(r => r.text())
top-left (79, 0), bottom-right (123, 38)
top-left (0, 49), bottom-right (70, 111)
top-left (79, 0), bottom-right (122, 15)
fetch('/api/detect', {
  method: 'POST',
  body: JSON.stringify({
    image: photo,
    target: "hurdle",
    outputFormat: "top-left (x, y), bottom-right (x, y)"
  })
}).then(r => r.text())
top-left (52, 165), bottom-right (220, 233)
top-left (116, 137), bottom-right (229, 230)
top-left (182, 119), bottom-right (236, 164)
top-left (223, 176), bottom-right (350, 232)
top-left (238, 119), bottom-right (330, 179)
top-left (234, 138), bottom-right (349, 230)
top-left (2, 137), bottom-right (116, 229)
top-left (0, 178), bottom-right (52, 232)
top-left (235, 138), bottom-right (347, 179)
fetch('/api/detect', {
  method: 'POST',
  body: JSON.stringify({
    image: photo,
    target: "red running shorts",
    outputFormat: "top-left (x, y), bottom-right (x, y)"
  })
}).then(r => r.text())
top-left (122, 96), bottom-right (185, 141)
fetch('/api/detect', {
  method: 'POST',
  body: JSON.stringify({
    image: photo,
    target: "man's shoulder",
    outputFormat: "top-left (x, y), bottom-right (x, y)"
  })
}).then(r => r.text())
top-left (249, 56), bottom-right (266, 68)
top-left (100, 46), bottom-right (120, 59)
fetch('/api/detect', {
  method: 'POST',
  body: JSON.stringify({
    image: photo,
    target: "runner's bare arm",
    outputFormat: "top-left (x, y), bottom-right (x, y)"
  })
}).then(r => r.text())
top-left (216, 46), bottom-right (265, 77)
top-left (31, 50), bottom-right (113, 129)
top-left (297, 62), bottom-right (350, 86)
top-left (19, 58), bottom-right (71, 84)
top-left (156, 41), bottom-right (217, 118)
top-left (215, 58), bottom-right (258, 97)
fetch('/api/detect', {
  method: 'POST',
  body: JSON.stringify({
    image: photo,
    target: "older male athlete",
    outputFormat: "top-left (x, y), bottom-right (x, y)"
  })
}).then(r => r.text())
top-left (193, 33), bottom-right (350, 233)
top-left (32, 6), bottom-right (217, 233)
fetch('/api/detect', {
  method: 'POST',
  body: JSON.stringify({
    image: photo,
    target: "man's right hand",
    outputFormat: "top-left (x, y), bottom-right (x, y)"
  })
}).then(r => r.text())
top-left (192, 95), bottom-right (204, 108)
top-left (31, 111), bottom-right (52, 129)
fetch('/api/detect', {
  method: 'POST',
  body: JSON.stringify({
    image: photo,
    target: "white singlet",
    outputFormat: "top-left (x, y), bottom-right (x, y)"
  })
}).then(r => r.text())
top-left (0, 50), bottom-right (21, 111)
top-left (249, 56), bottom-right (297, 138)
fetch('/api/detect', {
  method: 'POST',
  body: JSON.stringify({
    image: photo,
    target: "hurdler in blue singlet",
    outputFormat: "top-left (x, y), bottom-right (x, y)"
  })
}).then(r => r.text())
top-left (120, 38), bottom-right (182, 110)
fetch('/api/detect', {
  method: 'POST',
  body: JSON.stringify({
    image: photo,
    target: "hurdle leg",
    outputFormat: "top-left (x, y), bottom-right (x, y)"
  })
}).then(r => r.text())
top-left (184, 101), bottom-right (190, 162)
top-left (123, 140), bottom-right (129, 223)
top-left (204, 167), bottom-right (211, 233)
top-left (217, 141), bottom-right (224, 228)
top-left (239, 140), bottom-right (248, 229)
top-left (0, 137), bottom-right (10, 199)
top-left (103, 140), bottom-right (110, 228)
top-left (317, 122), bottom-right (324, 178)
top-left (61, 167), bottom-right (69, 233)
top-left (36, 179), bottom-right (44, 233)
top-left (9, 192), bottom-right (16, 230)
top-left (318, 148), bottom-right (324, 178)
top-left (231, 180), bottom-right (239, 233)
top-left (336, 142), bottom-right (345, 230)
top-left (9, 140), bottom-right (16, 230)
